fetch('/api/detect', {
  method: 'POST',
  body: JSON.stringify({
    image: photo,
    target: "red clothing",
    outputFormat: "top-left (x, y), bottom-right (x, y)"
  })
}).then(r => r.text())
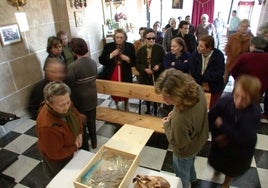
top-left (231, 52), bottom-right (268, 94)
top-left (36, 104), bottom-right (83, 161)
top-left (110, 62), bottom-right (127, 102)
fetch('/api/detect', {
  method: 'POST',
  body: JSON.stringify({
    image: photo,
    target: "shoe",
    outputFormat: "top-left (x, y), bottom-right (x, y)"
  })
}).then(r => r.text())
top-left (92, 143), bottom-right (97, 149)
top-left (262, 113), bottom-right (268, 120)
top-left (91, 141), bottom-right (97, 149)
top-left (145, 111), bottom-right (151, 115)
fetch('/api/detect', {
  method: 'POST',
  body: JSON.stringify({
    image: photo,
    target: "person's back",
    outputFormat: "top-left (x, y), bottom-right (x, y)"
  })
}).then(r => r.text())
top-left (67, 37), bottom-right (98, 150)
top-left (231, 37), bottom-right (268, 94)
top-left (224, 19), bottom-right (251, 83)
top-left (67, 56), bottom-right (97, 111)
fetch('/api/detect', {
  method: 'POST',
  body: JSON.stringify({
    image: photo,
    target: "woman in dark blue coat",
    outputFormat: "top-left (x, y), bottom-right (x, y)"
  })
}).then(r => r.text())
top-left (208, 75), bottom-right (261, 188)
top-left (189, 35), bottom-right (225, 109)
top-left (163, 37), bottom-right (191, 73)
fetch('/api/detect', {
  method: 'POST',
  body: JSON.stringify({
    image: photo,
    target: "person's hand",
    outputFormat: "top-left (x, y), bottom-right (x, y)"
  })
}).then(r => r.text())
top-left (75, 134), bottom-right (82, 148)
top-left (79, 113), bottom-right (87, 124)
top-left (144, 68), bottom-right (153, 75)
top-left (215, 116), bottom-right (222, 128)
top-left (162, 111), bottom-right (173, 123)
top-left (110, 49), bottom-right (121, 59)
top-left (152, 65), bottom-right (159, 72)
top-left (119, 54), bottom-right (130, 63)
top-left (162, 117), bottom-right (169, 124)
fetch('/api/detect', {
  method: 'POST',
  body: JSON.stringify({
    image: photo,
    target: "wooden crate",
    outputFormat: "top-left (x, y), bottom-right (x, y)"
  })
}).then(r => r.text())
top-left (73, 124), bottom-right (153, 188)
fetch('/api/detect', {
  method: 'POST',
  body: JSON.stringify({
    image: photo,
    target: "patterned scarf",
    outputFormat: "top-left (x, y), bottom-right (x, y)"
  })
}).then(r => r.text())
top-left (46, 104), bottom-right (80, 137)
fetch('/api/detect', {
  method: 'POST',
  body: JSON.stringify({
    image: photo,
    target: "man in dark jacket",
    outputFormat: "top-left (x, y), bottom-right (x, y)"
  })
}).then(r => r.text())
top-left (176, 21), bottom-right (197, 54)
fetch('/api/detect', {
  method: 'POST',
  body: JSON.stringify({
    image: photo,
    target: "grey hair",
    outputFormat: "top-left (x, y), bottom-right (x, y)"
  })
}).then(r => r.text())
top-left (201, 14), bottom-right (209, 20)
top-left (258, 22), bottom-right (268, 36)
top-left (43, 81), bottom-right (71, 103)
top-left (250, 36), bottom-right (267, 50)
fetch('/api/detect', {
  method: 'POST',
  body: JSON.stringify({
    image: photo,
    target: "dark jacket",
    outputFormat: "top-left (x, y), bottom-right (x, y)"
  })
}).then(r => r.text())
top-left (231, 51), bottom-right (268, 94)
top-left (98, 42), bottom-right (135, 83)
top-left (163, 51), bottom-right (191, 73)
top-left (208, 95), bottom-right (261, 177)
top-left (67, 56), bottom-right (97, 112)
top-left (27, 79), bottom-right (49, 119)
top-left (176, 32), bottom-right (197, 54)
top-left (189, 48), bottom-right (225, 94)
top-left (135, 44), bottom-right (165, 85)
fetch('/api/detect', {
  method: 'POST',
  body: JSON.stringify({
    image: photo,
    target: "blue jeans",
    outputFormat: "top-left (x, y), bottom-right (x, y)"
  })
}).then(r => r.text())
top-left (173, 154), bottom-right (197, 188)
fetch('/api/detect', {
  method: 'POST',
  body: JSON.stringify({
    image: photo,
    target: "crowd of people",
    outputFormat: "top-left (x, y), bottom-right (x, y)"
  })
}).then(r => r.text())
top-left (26, 11), bottom-right (268, 188)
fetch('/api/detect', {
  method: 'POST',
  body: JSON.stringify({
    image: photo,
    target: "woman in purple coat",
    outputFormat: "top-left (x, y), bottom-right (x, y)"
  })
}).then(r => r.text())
top-left (208, 75), bottom-right (261, 188)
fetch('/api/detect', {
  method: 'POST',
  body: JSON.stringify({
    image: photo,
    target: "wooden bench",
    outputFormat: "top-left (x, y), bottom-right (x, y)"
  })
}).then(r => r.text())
top-left (96, 79), bottom-right (211, 134)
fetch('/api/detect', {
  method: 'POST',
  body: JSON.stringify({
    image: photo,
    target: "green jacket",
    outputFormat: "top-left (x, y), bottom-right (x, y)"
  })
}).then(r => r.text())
top-left (163, 87), bottom-right (209, 158)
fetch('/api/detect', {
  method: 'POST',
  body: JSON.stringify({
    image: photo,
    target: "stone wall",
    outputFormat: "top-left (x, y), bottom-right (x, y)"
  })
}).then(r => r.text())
top-left (0, 0), bottom-right (104, 116)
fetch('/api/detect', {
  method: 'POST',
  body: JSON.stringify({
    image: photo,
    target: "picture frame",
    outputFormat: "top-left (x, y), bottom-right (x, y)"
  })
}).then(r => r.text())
top-left (172, 0), bottom-right (183, 9)
top-left (0, 24), bottom-right (22, 47)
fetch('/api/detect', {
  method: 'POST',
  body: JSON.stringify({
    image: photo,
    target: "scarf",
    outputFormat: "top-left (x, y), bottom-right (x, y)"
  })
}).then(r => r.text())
top-left (46, 104), bottom-right (80, 137)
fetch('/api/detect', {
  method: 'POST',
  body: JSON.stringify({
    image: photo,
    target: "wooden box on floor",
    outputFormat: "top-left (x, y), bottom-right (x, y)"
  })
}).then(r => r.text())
top-left (73, 124), bottom-right (154, 188)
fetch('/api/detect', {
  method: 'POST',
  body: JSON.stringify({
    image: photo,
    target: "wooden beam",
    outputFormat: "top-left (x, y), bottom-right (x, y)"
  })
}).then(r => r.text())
top-left (96, 79), bottom-right (164, 103)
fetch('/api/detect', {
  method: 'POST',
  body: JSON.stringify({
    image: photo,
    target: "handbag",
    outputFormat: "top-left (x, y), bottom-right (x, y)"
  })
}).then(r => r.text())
top-left (133, 174), bottom-right (170, 188)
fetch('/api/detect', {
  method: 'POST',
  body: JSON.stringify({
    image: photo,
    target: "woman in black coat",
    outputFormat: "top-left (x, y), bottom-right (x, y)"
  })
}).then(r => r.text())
top-left (135, 28), bottom-right (165, 115)
top-left (208, 75), bottom-right (261, 188)
top-left (98, 29), bottom-right (135, 110)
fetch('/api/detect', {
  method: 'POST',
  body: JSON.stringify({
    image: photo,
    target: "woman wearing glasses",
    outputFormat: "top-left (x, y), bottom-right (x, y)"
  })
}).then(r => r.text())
top-left (135, 28), bottom-right (165, 115)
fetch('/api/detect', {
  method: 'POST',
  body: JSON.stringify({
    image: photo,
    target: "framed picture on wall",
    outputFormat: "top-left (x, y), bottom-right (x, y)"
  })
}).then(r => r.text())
top-left (172, 0), bottom-right (183, 9)
top-left (0, 24), bottom-right (21, 47)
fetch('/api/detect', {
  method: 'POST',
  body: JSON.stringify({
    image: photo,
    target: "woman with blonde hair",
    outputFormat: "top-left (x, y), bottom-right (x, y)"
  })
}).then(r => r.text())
top-left (155, 68), bottom-right (209, 188)
top-left (208, 75), bottom-right (261, 188)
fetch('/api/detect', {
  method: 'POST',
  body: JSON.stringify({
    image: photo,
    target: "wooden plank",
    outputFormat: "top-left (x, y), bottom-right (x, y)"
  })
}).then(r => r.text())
top-left (96, 106), bottom-right (164, 134)
top-left (105, 124), bottom-right (154, 155)
top-left (96, 79), bottom-right (164, 103)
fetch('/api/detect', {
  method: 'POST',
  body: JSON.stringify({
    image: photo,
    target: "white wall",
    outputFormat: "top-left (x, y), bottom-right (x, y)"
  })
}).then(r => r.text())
top-left (149, 0), bottom-right (194, 28)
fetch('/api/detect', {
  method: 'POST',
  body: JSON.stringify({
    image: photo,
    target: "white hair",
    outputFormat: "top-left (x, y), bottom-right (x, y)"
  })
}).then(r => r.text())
top-left (201, 14), bottom-right (209, 20)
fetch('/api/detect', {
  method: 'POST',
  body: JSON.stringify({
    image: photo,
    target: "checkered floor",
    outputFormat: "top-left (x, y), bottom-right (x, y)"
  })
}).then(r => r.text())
top-left (1, 86), bottom-right (268, 188)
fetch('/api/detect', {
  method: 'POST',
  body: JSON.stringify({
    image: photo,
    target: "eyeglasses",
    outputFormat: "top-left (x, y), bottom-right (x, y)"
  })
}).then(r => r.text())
top-left (146, 37), bottom-right (156, 40)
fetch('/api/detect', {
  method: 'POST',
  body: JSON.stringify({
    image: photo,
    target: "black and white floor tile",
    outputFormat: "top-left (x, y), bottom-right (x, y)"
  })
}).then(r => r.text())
top-left (1, 81), bottom-right (268, 188)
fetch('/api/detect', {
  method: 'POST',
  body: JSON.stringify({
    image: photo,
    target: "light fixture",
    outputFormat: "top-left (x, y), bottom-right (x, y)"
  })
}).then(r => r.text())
top-left (7, 0), bottom-right (27, 10)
